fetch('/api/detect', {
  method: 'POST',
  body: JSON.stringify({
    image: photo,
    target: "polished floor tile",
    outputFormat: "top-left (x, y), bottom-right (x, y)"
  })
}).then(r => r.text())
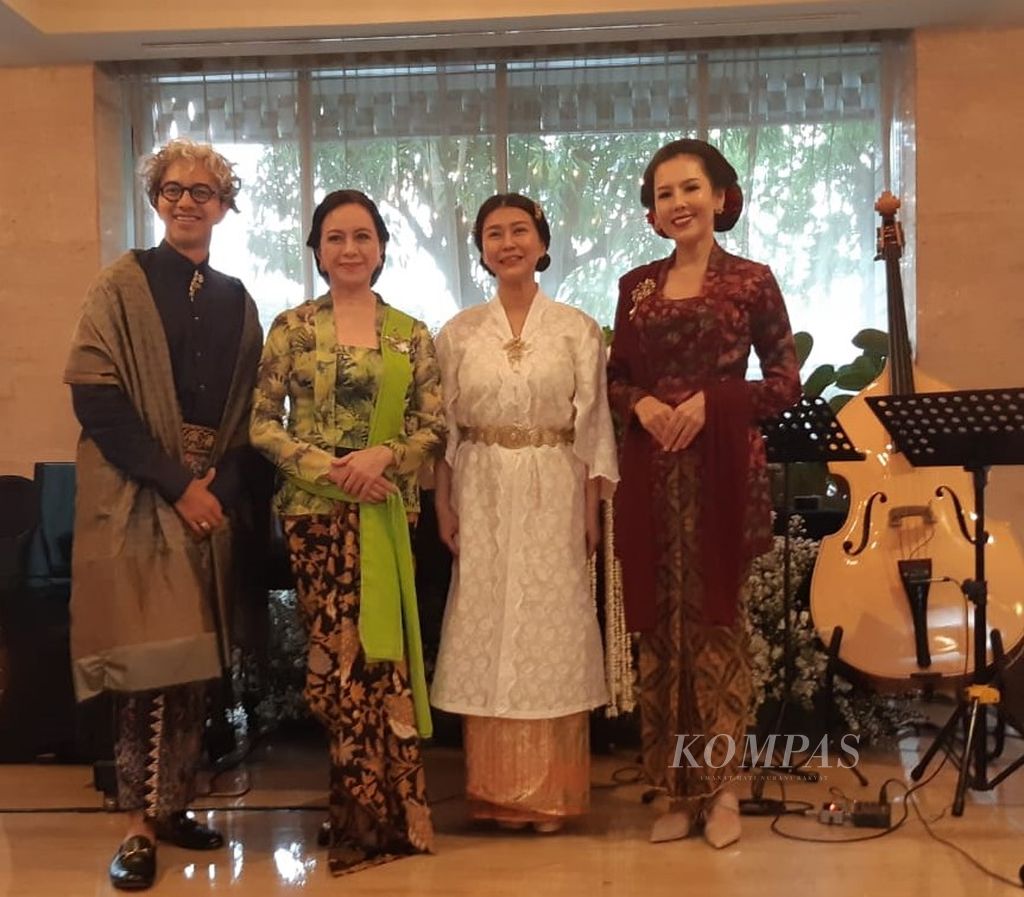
top-left (2, 731), bottom-right (1024, 895)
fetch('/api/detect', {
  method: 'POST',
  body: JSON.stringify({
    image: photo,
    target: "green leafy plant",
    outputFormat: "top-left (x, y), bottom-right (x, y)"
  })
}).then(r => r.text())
top-left (772, 328), bottom-right (888, 504)
top-left (798, 328), bottom-right (889, 412)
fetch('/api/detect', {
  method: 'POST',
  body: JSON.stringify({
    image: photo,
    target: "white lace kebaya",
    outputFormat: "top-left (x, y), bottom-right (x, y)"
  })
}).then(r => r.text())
top-left (430, 290), bottom-right (619, 719)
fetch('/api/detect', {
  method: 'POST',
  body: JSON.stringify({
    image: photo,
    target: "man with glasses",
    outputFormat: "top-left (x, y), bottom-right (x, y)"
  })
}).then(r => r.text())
top-left (65, 139), bottom-right (263, 890)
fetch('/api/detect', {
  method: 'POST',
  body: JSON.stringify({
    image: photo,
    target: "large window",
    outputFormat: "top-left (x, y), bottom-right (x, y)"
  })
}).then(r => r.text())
top-left (125, 36), bottom-right (906, 372)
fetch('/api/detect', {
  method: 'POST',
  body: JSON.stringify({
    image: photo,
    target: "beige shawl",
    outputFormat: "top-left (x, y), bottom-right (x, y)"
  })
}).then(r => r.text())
top-left (64, 251), bottom-right (262, 700)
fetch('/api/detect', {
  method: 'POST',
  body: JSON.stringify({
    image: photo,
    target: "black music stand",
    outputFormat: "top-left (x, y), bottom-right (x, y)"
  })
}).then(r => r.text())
top-left (866, 387), bottom-right (1024, 815)
top-left (755, 397), bottom-right (866, 786)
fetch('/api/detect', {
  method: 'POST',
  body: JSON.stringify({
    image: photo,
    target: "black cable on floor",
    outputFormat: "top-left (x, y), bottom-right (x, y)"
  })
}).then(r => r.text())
top-left (765, 755), bottom-right (947, 844)
top-left (905, 787), bottom-right (1024, 889)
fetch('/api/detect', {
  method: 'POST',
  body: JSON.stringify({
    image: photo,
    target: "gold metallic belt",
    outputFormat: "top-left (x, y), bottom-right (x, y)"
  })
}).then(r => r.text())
top-left (459, 424), bottom-right (575, 449)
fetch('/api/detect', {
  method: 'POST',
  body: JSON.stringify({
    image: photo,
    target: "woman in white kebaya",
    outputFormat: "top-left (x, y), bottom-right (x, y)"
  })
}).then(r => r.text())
top-left (430, 193), bottom-right (619, 833)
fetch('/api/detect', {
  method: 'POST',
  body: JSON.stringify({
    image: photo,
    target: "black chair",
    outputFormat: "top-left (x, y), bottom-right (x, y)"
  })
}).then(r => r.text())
top-left (25, 462), bottom-right (76, 587)
top-left (0, 475), bottom-right (39, 589)
top-left (0, 463), bottom-right (115, 762)
top-left (0, 474), bottom-right (40, 714)
top-left (0, 472), bottom-right (70, 761)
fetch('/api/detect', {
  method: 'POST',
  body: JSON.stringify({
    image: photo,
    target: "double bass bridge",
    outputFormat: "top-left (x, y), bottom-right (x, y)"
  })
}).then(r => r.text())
top-left (888, 504), bottom-right (936, 527)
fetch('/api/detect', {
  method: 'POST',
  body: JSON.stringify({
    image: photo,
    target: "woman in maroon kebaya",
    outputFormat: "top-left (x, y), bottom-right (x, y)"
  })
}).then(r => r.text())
top-left (608, 139), bottom-right (800, 849)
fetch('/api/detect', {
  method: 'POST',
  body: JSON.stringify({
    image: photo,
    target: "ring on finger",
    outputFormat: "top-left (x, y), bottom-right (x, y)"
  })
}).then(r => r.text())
top-left (200, 521), bottom-right (211, 531)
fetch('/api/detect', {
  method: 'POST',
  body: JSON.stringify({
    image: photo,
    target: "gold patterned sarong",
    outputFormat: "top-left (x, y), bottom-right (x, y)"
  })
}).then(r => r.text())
top-left (464, 711), bottom-right (590, 823)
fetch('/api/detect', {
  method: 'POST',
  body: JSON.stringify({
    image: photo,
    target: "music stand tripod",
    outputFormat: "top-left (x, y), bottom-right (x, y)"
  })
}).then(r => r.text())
top-left (756, 396), bottom-right (866, 786)
top-left (866, 387), bottom-right (1024, 816)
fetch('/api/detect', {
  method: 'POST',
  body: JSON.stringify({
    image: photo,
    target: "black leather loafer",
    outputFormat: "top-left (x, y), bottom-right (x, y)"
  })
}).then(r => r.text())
top-left (155, 812), bottom-right (224, 850)
top-left (109, 835), bottom-right (156, 890)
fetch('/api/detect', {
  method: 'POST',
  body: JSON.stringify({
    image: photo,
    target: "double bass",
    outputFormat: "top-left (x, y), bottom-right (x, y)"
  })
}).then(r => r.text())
top-left (809, 193), bottom-right (1024, 688)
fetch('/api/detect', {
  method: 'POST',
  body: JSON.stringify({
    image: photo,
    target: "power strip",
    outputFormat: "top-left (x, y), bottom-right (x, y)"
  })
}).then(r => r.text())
top-left (850, 800), bottom-right (891, 828)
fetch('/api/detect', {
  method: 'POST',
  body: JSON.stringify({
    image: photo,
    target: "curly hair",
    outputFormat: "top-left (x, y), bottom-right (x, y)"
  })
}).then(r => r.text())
top-left (140, 139), bottom-right (241, 212)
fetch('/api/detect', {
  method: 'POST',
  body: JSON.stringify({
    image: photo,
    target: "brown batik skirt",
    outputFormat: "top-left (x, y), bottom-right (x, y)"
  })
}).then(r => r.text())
top-left (464, 712), bottom-right (590, 824)
top-left (282, 507), bottom-right (433, 875)
top-left (637, 450), bottom-right (752, 813)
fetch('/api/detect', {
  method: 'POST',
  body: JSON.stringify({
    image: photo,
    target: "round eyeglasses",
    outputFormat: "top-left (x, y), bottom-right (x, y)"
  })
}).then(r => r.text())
top-left (158, 182), bottom-right (219, 204)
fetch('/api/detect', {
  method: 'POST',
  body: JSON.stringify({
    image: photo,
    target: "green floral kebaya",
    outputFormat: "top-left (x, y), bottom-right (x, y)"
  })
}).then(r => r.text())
top-left (250, 294), bottom-right (444, 516)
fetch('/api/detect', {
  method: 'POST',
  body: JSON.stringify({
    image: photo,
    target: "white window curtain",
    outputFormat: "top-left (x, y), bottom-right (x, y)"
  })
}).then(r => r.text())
top-left (122, 34), bottom-right (908, 371)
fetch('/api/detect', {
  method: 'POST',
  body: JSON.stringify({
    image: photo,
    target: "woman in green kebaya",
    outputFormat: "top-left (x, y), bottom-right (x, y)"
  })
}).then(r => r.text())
top-left (250, 190), bottom-right (444, 875)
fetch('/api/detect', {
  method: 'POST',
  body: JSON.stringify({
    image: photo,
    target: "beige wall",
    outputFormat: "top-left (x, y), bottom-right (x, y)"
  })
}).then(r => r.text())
top-left (0, 65), bottom-right (124, 477)
top-left (914, 27), bottom-right (1024, 537)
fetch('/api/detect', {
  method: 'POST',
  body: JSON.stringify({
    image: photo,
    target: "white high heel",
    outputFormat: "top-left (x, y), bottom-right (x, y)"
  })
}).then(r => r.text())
top-left (649, 809), bottom-right (693, 843)
top-left (703, 792), bottom-right (741, 849)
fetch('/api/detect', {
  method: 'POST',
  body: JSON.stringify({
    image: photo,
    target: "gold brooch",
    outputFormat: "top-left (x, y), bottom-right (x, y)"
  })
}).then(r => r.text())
top-left (628, 277), bottom-right (656, 320)
top-left (188, 270), bottom-right (204, 303)
top-left (503, 336), bottom-right (528, 367)
top-left (384, 333), bottom-right (412, 355)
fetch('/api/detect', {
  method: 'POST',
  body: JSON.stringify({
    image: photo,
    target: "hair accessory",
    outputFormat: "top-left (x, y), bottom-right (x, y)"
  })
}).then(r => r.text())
top-left (714, 184), bottom-right (744, 232)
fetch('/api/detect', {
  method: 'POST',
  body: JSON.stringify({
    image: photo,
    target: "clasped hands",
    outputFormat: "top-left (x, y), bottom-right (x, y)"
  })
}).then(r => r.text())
top-left (635, 392), bottom-right (706, 451)
top-left (174, 468), bottom-right (223, 539)
top-left (325, 445), bottom-right (398, 503)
